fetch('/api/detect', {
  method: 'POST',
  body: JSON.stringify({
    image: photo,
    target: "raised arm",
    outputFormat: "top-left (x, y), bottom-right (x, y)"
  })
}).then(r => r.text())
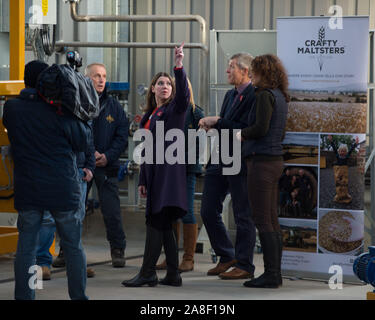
top-left (172, 43), bottom-right (190, 114)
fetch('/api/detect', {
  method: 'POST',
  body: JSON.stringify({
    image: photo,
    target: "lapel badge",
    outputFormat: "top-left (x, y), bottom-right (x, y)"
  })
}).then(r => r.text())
top-left (106, 115), bottom-right (115, 123)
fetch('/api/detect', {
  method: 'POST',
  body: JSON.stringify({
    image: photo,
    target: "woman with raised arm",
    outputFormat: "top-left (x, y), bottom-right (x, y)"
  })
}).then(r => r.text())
top-left (122, 43), bottom-right (190, 288)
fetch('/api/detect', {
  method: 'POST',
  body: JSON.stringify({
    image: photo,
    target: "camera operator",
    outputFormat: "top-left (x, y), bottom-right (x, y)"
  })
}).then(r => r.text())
top-left (3, 60), bottom-right (91, 300)
top-left (35, 52), bottom-right (96, 279)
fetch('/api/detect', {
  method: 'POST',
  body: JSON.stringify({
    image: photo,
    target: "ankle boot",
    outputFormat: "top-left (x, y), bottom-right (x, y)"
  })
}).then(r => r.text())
top-left (122, 225), bottom-right (163, 287)
top-left (155, 222), bottom-right (180, 270)
top-left (243, 232), bottom-right (280, 289)
top-left (52, 247), bottom-right (65, 268)
top-left (179, 223), bottom-right (198, 273)
top-left (159, 228), bottom-right (182, 287)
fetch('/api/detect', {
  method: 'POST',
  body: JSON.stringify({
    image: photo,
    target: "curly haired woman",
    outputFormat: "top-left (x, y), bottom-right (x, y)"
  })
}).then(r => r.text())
top-left (237, 54), bottom-right (289, 288)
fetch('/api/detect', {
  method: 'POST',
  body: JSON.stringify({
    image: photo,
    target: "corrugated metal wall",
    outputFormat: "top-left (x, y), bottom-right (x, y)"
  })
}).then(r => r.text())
top-left (129, 0), bottom-right (375, 115)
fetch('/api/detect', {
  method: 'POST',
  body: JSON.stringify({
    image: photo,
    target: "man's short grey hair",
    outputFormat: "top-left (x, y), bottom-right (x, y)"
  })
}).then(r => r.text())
top-left (230, 53), bottom-right (254, 76)
top-left (85, 63), bottom-right (107, 76)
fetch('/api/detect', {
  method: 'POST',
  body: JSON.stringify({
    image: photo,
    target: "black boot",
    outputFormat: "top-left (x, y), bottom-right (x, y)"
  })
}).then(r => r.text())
top-left (159, 228), bottom-right (182, 287)
top-left (243, 232), bottom-right (280, 289)
top-left (122, 225), bottom-right (163, 287)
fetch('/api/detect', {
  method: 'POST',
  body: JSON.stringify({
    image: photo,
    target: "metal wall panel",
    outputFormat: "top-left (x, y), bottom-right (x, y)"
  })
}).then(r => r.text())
top-left (50, 0), bottom-right (375, 114)
top-left (232, 0), bottom-right (251, 30)
top-left (251, 0), bottom-right (266, 29)
top-left (0, 0), bottom-right (9, 32)
top-left (126, 0), bottom-right (375, 114)
top-left (210, 0), bottom-right (230, 30)
top-left (0, 32), bottom-right (9, 80)
top-left (293, 0), bottom-right (313, 16)
top-left (357, 0), bottom-right (371, 15)
top-left (314, 0), bottom-right (334, 15)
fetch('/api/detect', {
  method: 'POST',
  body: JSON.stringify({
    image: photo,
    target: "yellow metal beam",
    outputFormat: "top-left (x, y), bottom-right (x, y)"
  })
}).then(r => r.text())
top-left (0, 81), bottom-right (24, 97)
top-left (9, 0), bottom-right (25, 81)
top-left (0, 226), bottom-right (18, 255)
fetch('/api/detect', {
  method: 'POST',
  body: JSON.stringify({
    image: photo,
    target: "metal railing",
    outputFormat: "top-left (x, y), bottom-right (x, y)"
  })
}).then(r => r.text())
top-left (59, 0), bottom-right (209, 111)
top-left (365, 30), bottom-right (375, 245)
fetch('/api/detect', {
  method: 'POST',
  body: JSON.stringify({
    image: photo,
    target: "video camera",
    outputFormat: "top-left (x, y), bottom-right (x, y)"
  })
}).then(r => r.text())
top-left (66, 51), bottom-right (83, 71)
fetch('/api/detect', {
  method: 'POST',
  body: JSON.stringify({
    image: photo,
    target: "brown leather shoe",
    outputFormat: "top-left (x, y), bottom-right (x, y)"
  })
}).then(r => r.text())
top-left (87, 267), bottom-right (95, 278)
top-left (219, 267), bottom-right (254, 280)
top-left (155, 259), bottom-right (167, 270)
top-left (207, 259), bottom-right (237, 276)
top-left (41, 266), bottom-right (51, 281)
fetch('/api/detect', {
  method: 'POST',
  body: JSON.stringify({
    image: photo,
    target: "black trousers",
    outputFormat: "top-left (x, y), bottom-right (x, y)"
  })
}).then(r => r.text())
top-left (200, 174), bottom-right (256, 273)
top-left (88, 170), bottom-right (126, 250)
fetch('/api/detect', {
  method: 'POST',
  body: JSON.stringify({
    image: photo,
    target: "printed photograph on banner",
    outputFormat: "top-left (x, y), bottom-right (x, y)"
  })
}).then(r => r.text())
top-left (279, 218), bottom-right (317, 253)
top-left (278, 166), bottom-right (318, 220)
top-left (318, 209), bottom-right (364, 256)
top-left (286, 90), bottom-right (367, 133)
top-left (282, 132), bottom-right (320, 165)
top-left (319, 134), bottom-right (365, 210)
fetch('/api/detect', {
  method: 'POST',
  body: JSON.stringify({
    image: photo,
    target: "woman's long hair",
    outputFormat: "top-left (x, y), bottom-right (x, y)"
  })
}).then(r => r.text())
top-left (187, 78), bottom-right (196, 112)
top-left (251, 54), bottom-right (290, 102)
top-left (145, 72), bottom-right (176, 112)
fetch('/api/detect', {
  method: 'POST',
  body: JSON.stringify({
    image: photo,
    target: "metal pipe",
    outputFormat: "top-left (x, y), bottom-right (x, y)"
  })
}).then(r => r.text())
top-left (55, 41), bottom-right (208, 51)
top-left (67, 0), bottom-right (209, 112)
top-left (69, 1), bottom-right (207, 44)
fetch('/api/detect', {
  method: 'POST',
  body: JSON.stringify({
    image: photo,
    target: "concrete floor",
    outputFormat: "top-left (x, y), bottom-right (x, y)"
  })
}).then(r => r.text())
top-left (0, 204), bottom-right (373, 300)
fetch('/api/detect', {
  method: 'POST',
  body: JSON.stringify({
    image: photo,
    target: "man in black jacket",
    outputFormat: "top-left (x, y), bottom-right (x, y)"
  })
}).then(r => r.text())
top-left (3, 60), bottom-right (90, 300)
top-left (39, 125), bottom-right (96, 279)
top-left (85, 63), bottom-right (129, 267)
top-left (199, 53), bottom-right (257, 280)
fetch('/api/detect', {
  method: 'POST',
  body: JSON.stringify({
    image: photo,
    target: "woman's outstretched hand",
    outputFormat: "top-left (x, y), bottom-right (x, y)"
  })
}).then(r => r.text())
top-left (175, 42), bottom-right (185, 68)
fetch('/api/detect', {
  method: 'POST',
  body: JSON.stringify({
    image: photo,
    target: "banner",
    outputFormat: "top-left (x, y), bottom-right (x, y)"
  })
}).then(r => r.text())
top-left (277, 16), bottom-right (369, 282)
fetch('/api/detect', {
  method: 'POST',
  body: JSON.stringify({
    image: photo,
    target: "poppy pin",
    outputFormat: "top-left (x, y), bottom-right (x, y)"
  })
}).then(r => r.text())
top-left (240, 95), bottom-right (244, 102)
top-left (157, 111), bottom-right (163, 117)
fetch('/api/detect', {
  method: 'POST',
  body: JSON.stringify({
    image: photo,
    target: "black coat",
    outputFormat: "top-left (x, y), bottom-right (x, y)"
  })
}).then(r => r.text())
top-left (76, 121), bottom-right (95, 172)
top-left (206, 83), bottom-right (256, 176)
top-left (3, 88), bottom-right (90, 211)
top-left (92, 88), bottom-right (129, 176)
top-left (139, 67), bottom-right (190, 218)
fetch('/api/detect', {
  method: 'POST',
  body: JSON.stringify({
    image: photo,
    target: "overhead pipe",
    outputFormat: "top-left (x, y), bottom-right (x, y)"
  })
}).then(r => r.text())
top-left (65, 0), bottom-right (209, 110)
top-left (55, 41), bottom-right (208, 51)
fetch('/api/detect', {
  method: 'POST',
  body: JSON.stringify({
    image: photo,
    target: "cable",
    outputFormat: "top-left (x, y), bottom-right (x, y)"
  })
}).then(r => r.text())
top-left (40, 24), bottom-right (56, 56)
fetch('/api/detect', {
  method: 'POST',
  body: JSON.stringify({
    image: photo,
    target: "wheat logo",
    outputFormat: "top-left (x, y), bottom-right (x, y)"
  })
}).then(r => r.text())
top-left (317, 27), bottom-right (325, 71)
top-left (297, 26), bottom-right (345, 72)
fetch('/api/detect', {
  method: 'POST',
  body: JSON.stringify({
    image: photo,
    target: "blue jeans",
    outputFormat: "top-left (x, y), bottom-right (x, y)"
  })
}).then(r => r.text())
top-left (181, 173), bottom-right (197, 224)
top-left (14, 208), bottom-right (88, 300)
top-left (36, 169), bottom-right (87, 267)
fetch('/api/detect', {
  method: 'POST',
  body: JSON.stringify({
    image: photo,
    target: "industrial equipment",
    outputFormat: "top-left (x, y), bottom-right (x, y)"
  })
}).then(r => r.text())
top-left (353, 246), bottom-right (375, 300)
top-left (0, 81), bottom-right (23, 254)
